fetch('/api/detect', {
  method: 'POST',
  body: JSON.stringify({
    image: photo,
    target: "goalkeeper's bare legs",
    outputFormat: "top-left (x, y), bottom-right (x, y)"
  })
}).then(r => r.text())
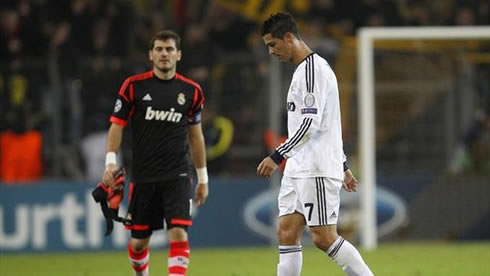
top-left (310, 225), bottom-right (373, 276)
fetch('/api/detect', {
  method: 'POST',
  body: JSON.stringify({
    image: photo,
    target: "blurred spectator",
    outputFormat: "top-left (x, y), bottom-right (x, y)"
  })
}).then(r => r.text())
top-left (180, 23), bottom-right (214, 93)
top-left (476, 0), bottom-right (489, 25)
top-left (0, 130), bottom-right (42, 183)
top-left (0, 62), bottom-right (43, 183)
top-left (301, 18), bottom-right (338, 63)
top-left (202, 102), bottom-right (234, 176)
top-left (78, 60), bottom-right (127, 180)
top-left (80, 131), bottom-right (125, 181)
top-left (205, 3), bottom-right (255, 53)
top-left (402, 0), bottom-right (432, 26)
top-left (453, 5), bottom-right (476, 25)
top-left (354, 0), bottom-right (400, 28)
top-left (307, 0), bottom-right (342, 24)
top-left (0, 8), bottom-right (22, 61)
top-left (68, 0), bottom-right (94, 57)
top-left (0, 2), bottom-right (47, 58)
top-left (449, 79), bottom-right (490, 174)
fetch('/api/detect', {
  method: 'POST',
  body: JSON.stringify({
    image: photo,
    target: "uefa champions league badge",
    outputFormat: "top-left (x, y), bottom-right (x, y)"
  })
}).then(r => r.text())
top-left (301, 108), bottom-right (317, 114)
top-left (114, 99), bottom-right (122, 113)
top-left (304, 94), bottom-right (315, 107)
top-left (177, 93), bottom-right (186, 105)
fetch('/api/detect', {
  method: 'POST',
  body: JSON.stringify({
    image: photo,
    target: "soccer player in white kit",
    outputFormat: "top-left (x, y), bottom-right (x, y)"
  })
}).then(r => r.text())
top-left (257, 13), bottom-right (374, 276)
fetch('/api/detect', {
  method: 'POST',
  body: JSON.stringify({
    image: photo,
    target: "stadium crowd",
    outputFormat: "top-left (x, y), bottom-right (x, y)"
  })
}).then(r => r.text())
top-left (1, 0), bottom-right (488, 181)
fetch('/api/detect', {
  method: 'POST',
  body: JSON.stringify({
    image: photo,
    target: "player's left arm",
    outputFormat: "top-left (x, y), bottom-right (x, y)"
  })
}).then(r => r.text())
top-left (269, 64), bottom-right (326, 166)
top-left (188, 122), bottom-right (209, 207)
top-left (343, 169), bottom-right (358, 192)
top-left (187, 83), bottom-right (208, 206)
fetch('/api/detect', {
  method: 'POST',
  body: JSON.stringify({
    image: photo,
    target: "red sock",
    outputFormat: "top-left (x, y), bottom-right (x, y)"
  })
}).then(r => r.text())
top-left (168, 241), bottom-right (190, 276)
top-left (128, 243), bottom-right (149, 275)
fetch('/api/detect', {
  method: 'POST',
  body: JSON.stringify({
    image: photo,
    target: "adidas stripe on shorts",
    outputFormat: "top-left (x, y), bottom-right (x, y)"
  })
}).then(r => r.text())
top-left (278, 176), bottom-right (342, 226)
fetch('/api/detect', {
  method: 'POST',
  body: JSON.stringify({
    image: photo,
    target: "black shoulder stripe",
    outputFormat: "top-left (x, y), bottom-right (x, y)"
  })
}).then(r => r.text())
top-left (311, 55), bottom-right (315, 93)
top-left (305, 57), bottom-right (310, 93)
top-left (304, 54), bottom-right (315, 93)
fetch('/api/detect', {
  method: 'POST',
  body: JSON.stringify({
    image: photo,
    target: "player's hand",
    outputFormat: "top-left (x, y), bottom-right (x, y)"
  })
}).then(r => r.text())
top-left (102, 164), bottom-right (118, 187)
top-left (343, 169), bottom-right (358, 192)
top-left (257, 156), bottom-right (278, 178)
top-left (194, 182), bottom-right (209, 207)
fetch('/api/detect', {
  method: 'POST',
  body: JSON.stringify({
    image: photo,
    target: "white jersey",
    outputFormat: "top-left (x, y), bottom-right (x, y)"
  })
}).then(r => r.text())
top-left (275, 53), bottom-right (346, 180)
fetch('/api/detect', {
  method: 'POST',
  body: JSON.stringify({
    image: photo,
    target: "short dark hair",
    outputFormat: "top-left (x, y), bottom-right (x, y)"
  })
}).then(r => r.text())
top-left (149, 30), bottom-right (181, 50)
top-left (261, 13), bottom-right (299, 39)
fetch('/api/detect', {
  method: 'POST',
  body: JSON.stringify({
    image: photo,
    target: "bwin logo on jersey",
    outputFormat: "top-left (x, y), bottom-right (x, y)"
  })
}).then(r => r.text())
top-left (145, 106), bottom-right (183, 122)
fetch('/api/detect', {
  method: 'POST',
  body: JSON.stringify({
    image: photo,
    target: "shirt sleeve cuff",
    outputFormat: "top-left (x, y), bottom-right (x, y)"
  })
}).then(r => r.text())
top-left (343, 161), bottom-right (349, 172)
top-left (270, 150), bottom-right (285, 165)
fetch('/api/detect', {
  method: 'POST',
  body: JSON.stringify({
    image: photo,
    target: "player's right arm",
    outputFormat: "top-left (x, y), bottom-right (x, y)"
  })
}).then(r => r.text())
top-left (103, 77), bottom-right (134, 186)
top-left (103, 123), bottom-right (124, 187)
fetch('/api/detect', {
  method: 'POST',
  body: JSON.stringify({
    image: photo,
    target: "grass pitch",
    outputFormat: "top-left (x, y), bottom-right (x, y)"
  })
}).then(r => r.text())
top-left (1, 242), bottom-right (489, 275)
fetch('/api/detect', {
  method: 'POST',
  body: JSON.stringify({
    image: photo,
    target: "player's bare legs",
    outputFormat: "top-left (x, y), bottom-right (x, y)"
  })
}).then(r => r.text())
top-left (277, 212), bottom-right (305, 276)
top-left (168, 227), bottom-right (188, 241)
top-left (309, 225), bottom-right (339, 250)
top-left (167, 227), bottom-right (190, 276)
top-left (277, 212), bottom-right (305, 245)
top-left (130, 237), bottom-right (151, 251)
top-left (310, 225), bottom-right (373, 276)
top-left (128, 237), bottom-right (151, 276)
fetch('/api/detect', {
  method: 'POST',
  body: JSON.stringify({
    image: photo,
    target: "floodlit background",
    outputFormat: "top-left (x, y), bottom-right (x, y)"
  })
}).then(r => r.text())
top-left (1, 0), bottom-right (489, 275)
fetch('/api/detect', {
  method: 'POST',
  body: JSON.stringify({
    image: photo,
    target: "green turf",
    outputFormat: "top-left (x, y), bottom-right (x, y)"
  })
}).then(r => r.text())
top-left (1, 242), bottom-right (489, 275)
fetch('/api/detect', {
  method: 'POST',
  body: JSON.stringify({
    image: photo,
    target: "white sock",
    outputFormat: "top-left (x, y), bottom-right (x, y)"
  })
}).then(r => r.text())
top-left (326, 237), bottom-right (373, 276)
top-left (277, 245), bottom-right (303, 276)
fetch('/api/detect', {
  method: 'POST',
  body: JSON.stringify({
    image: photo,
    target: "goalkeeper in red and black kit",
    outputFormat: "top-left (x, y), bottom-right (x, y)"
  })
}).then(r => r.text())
top-left (102, 30), bottom-right (209, 276)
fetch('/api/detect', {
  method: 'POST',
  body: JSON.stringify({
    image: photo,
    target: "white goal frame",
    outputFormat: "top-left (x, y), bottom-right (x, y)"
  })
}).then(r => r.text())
top-left (357, 26), bottom-right (490, 250)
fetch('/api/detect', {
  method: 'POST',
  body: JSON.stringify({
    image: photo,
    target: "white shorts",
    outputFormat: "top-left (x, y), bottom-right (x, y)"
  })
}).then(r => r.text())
top-left (278, 176), bottom-right (342, 226)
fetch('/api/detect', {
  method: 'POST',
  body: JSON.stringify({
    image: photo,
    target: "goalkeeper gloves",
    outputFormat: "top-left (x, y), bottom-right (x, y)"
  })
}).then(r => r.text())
top-left (92, 168), bottom-right (132, 236)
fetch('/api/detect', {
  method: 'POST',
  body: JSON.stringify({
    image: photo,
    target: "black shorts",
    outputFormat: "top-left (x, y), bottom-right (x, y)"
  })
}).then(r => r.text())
top-left (126, 176), bottom-right (192, 238)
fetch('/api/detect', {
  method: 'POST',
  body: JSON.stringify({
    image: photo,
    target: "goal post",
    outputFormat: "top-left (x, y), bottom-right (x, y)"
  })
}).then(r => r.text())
top-left (357, 26), bottom-right (490, 250)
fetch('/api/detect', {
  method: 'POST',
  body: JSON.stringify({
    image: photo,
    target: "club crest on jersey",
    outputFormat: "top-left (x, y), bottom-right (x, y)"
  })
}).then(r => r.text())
top-left (177, 93), bottom-right (186, 105)
top-left (304, 94), bottom-right (315, 107)
top-left (114, 99), bottom-right (122, 113)
top-left (145, 106), bottom-right (183, 122)
top-left (287, 102), bottom-right (296, 112)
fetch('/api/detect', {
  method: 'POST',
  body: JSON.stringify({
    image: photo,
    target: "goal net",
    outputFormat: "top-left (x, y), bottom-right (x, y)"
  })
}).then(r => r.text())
top-left (357, 27), bottom-right (490, 249)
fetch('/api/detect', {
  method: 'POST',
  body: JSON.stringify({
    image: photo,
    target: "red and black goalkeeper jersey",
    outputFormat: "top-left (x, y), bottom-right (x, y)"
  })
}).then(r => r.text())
top-left (110, 71), bottom-right (205, 182)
